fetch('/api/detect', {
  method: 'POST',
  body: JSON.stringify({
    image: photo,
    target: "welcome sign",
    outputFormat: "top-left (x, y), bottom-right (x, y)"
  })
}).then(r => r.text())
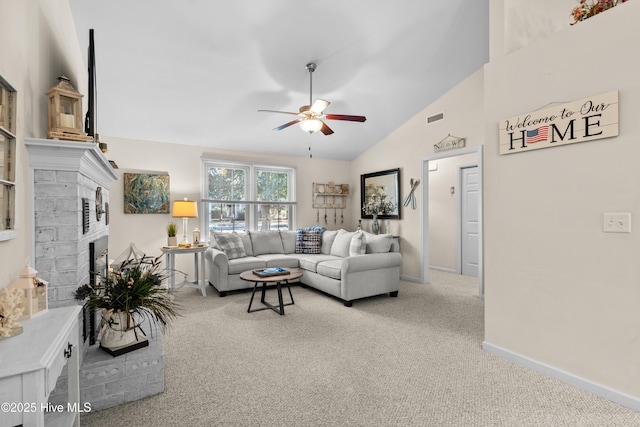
top-left (499, 91), bottom-right (619, 155)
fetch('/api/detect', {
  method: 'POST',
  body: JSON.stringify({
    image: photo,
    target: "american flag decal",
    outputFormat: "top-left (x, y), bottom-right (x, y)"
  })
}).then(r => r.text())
top-left (526, 126), bottom-right (548, 144)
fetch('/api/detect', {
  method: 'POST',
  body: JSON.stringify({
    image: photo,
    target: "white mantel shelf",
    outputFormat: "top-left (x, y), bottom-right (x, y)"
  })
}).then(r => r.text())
top-left (25, 138), bottom-right (118, 188)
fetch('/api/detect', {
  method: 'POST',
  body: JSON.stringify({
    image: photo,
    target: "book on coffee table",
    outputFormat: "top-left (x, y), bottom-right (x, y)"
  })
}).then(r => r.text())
top-left (253, 267), bottom-right (289, 277)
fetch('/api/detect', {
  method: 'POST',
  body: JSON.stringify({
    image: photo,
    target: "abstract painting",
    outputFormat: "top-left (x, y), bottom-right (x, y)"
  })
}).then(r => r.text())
top-left (123, 173), bottom-right (170, 214)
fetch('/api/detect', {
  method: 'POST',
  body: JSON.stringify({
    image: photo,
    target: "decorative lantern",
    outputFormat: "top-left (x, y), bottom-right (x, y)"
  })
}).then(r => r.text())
top-left (47, 75), bottom-right (93, 142)
top-left (10, 263), bottom-right (48, 319)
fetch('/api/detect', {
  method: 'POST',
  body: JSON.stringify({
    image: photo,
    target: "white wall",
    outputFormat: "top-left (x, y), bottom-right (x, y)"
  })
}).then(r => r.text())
top-left (503, 0), bottom-right (575, 54)
top-left (103, 135), bottom-right (351, 275)
top-left (0, 0), bottom-right (85, 289)
top-left (350, 68), bottom-right (485, 280)
top-left (484, 1), bottom-right (640, 401)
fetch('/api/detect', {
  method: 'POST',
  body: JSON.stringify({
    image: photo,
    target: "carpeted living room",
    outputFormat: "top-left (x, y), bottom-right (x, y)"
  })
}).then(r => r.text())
top-left (78, 270), bottom-right (640, 426)
top-left (2, 1), bottom-right (640, 427)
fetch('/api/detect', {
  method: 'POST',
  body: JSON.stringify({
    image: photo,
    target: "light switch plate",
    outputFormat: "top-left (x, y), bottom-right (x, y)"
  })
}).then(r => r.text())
top-left (603, 213), bottom-right (631, 233)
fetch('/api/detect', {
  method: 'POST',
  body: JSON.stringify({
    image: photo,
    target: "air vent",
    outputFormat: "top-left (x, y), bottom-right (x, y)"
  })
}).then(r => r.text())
top-left (426, 112), bottom-right (444, 124)
top-left (82, 198), bottom-right (90, 234)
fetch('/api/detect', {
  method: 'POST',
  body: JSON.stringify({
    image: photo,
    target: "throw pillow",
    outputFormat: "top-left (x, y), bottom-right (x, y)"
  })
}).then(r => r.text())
top-left (362, 231), bottom-right (393, 253)
top-left (214, 233), bottom-right (247, 259)
top-left (330, 229), bottom-right (355, 258)
top-left (295, 229), bottom-right (322, 254)
top-left (237, 232), bottom-right (253, 256)
top-left (349, 231), bottom-right (366, 256)
top-left (321, 230), bottom-right (338, 254)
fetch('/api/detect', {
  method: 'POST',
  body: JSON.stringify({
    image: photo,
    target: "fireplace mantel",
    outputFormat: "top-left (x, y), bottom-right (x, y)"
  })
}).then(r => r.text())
top-left (25, 138), bottom-right (118, 188)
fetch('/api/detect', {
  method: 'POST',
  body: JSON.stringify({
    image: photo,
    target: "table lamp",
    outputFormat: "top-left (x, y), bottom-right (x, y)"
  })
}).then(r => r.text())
top-left (172, 198), bottom-right (198, 247)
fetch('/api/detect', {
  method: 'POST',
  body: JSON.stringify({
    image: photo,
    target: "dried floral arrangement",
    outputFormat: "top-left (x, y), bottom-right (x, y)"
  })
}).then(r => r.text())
top-left (363, 192), bottom-right (396, 216)
top-left (0, 287), bottom-right (24, 337)
top-left (571, 0), bottom-right (629, 25)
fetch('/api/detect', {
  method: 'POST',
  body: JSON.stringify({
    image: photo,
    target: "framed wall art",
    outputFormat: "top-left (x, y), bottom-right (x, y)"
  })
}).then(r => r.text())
top-left (123, 172), bottom-right (170, 214)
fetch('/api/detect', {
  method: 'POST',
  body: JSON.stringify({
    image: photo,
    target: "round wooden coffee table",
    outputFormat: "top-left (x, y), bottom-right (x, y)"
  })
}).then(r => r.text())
top-left (240, 268), bottom-right (303, 315)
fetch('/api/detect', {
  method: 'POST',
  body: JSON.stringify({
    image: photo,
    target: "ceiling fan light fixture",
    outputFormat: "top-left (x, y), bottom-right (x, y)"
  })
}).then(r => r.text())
top-left (299, 118), bottom-right (323, 134)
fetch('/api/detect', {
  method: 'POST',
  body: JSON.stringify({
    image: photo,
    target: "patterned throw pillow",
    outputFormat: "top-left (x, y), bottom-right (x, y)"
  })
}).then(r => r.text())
top-left (214, 233), bottom-right (247, 260)
top-left (295, 229), bottom-right (322, 254)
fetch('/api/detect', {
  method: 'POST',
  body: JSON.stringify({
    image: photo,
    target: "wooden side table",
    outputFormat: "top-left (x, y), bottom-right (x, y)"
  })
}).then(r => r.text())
top-left (0, 306), bottom-right (82, 427)
top-left (160, 245), bottom-right (208, 296)
top-left (240, 268), bottom-right (303, 315)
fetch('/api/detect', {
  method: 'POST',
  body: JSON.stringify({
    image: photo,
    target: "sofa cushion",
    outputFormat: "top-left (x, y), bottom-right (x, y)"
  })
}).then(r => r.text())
top-left (316, 259), bottom-right (343, 280)
top-left (295, 254), bottom-right (341, 273)
top-left (280, 231), bottom-right (297, 254)
top-left (249, 231), bottom-right (284, 255)
top-left (238, 232), bottom-right (253, 256)
top-left (258, 254), bottom-right (300, 269)
top-left (362, 231), bottom-right (393, 253)
top-left (349, 232), bottom-right (366, 256)
top-left (330, 229), bottom-right (355, 258)
top-left (321, 230), bottom-right (338, 254)
top-left (295, 229), bottom-right (322, 254)
top-left (214, 233), bottom-right (247, 259)
top-left (227, 256), bottom-right (267, 274)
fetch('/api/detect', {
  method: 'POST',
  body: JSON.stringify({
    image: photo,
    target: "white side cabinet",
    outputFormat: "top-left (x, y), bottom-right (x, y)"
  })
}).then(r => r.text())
top-left (0, 306), bottom-right (82, 427)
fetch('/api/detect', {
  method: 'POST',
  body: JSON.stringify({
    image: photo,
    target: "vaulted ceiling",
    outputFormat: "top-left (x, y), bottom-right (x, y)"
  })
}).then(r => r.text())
top-left (69, 0), bottom-right (489, 161)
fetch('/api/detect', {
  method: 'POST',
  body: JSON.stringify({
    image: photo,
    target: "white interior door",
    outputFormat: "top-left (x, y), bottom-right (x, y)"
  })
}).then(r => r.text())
top-left (460, 166), bottom-right (479, 277)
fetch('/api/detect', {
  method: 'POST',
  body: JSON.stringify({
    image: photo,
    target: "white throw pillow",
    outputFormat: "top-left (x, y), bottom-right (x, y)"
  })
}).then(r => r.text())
top-left (362, 231), bottom-right (393, 253)
top-left (330, 229), bottom-right (355, 258)
top-left (349, 231), bottom-right (366, 256)
top-left (321, 230), bottom-right (339, 254)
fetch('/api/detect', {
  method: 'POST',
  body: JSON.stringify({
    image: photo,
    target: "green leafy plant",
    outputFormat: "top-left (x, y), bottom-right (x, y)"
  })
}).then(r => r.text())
top-left (571, 0), bottom-right (629, 25)
top-left (75, 256), bottom-right (180, 332)
top-left (167, 222), bottom-right (177, 237)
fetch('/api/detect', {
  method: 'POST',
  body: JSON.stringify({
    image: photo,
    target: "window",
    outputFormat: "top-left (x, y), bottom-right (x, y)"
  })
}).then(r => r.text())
top-left (201, 160), bottom-right (295, 241)
top-left (0, 75), bottom-right (16, 241)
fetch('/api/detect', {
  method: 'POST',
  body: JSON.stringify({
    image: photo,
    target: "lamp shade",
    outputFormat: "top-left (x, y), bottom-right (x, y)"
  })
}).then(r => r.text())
top-left (299, 119), bottom-right (323, 134)
top-left (172, 199), bottom-right (198, 218)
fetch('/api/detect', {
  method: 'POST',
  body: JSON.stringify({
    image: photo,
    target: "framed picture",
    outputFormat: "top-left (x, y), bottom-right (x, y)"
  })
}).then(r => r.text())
top-left (123, 173), bottom-right (170, 214)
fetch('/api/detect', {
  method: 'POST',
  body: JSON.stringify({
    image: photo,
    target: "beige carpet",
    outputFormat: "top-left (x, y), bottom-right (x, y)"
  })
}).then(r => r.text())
top-left (81, 270), bottom-right (640, 426)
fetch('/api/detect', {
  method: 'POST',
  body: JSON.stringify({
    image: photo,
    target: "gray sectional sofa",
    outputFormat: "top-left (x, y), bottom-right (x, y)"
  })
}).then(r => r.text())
top-left (205, 229), bottom-right (402, 306)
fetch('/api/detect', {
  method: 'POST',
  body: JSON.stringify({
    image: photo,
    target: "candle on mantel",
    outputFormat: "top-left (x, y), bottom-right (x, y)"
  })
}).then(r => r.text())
top-left (60, 113), bottom-right (75, 128)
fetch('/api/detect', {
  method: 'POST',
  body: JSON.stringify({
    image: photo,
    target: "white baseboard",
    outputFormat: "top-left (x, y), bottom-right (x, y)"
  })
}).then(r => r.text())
top-left (429, 266), bottom-right (457, 274)
top-left (400, 274), bottom-right (422, 283)
top-left (482, 341), bottom-right (640, 412)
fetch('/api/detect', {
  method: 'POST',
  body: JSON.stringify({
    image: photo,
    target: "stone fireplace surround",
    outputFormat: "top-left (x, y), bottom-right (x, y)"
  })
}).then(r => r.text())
top-left (25, 138), bottom-right (164, 411)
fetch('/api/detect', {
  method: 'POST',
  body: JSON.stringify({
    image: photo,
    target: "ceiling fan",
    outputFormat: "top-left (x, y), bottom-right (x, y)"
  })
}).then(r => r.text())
top-left (258, 62), bottom-right (366, 135)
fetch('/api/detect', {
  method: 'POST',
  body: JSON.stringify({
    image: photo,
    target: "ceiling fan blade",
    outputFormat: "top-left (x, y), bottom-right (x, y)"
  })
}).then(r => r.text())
top-left (320, 122), bottom-right (334, 135)
top-left (325, 114), bottom-right (367, 122)
top-left (274, 118), bottom-right (302, 131)
top-left (258, 109), bottom-right (300, 116)
top-left (310, 99), bottom-right (330, 114)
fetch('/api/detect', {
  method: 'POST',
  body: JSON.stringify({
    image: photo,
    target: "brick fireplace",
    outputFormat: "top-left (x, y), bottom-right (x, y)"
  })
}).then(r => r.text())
top-left (25, 139), bottom-right (164, 411)
top-left (25, 138), bottom-right (117, 313)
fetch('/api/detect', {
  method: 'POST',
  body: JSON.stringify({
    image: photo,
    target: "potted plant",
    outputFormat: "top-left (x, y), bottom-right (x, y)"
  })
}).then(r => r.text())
top-left (167, 222), bottom-right (177, 246)
top-left (74, 255), bottom-right (180, 356)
